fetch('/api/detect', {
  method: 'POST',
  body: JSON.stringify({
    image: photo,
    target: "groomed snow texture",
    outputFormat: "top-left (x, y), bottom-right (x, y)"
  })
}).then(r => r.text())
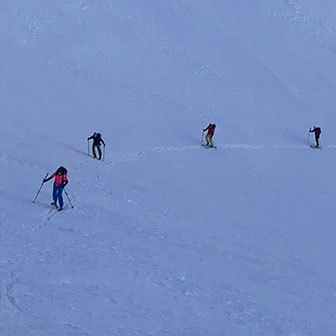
top-left (1, 1), bottom-right (336, 335)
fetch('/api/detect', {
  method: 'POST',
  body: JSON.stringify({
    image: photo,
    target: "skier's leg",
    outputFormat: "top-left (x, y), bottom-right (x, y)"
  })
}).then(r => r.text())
top-left (57, 187), bottom-right (64, 209)
top-left (209, 135), bottom-right (214, 147)
top-left (315, 135), bottom-right (319, 147)
top-left (52, 185), bottom-right (57, 204)
top-left (205, 134), bottom-right (210, 146)
top-left (92, 144), bottom-right (97, 158)
top-left (97, 145), bottom-right (102, 160)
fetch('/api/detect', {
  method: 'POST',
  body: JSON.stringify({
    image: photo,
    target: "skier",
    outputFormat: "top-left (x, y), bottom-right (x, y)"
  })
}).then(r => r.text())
top-left (87, 132), bottom-right (105, 160)
top-left (309, 126), bottom-right (321, 148)
top-left (43, 166), bottom-right (68, 211)
top-left (203, 123), bottom-right (216, 147)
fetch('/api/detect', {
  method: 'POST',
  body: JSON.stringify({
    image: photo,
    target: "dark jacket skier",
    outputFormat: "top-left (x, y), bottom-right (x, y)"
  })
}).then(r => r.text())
top-left (203, 123), bottom-right (216, 147)
top-left (43, 166), bottom-right (68, 210)
top-left (87, 132), bottom-right (105, 160)
top-left (309, 126), bottom-right (321, 148)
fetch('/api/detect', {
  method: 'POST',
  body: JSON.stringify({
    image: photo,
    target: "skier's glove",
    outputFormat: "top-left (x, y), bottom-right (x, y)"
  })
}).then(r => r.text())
top-left (43, 179), bottom-right (47, 183)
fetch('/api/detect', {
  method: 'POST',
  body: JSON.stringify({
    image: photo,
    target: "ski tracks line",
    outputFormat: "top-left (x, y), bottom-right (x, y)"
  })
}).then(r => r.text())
top-left (102, 144), bottom-right (336, 165)
top-left (38, 207), bottom-right (59, 227)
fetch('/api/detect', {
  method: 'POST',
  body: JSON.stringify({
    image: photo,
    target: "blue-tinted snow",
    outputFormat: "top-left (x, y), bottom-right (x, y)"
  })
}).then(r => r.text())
top-left (1, 1), bottom-right (336, 335)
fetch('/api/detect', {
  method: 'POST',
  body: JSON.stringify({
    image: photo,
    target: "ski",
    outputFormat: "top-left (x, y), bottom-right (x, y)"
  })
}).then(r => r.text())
top-left (201, 144), bottom-right (217, 149)
top-left (310, 145), bottom-right (322, 149)
top-left (50, 203), bottom-right (66, 212)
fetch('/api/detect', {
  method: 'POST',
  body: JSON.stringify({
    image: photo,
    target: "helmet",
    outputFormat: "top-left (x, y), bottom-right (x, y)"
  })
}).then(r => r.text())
top-left (57, 166), bottom-right (67, 174)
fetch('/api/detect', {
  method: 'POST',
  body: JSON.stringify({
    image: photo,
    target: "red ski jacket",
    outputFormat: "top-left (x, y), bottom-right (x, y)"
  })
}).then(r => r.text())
top-left (51, 172), bottom-right (68, 187)
top-left (204, 124), bottom-right (216, 136)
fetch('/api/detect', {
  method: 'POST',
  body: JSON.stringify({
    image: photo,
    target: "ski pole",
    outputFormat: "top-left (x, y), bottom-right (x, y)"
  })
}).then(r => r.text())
top-left (201, 131), bottom-right (205, 145)
top-left (64, 189), bottom-right (74, 209)
top-left (87, 139), bottom-right (90, 156)
top-left (103, 145), bottom-right (105, 161)
top-left (32, 172), bottom-right (48, 203)
top-left (308, 126), bottom-right (315, 146)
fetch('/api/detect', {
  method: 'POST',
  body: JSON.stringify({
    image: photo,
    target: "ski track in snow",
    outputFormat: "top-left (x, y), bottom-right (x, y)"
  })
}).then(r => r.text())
top-left (103, 143), bottom-right (334, 165)
top-left (272, 0), bottom-right (336, 54)
top-left (1, 142), bottom-right (334, 180)
top-left (38, 207), bottom-right (59, 227)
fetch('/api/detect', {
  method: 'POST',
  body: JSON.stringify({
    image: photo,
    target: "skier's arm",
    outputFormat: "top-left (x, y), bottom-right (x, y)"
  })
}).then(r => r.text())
top-left (87, 135), bottom-right (94, 140)
top-left (62, 176), bottom-right (68, 187)
top-left (43, 173), bottom-right (56, 183)
top-left (203, 125), bottom-right (209, 132)
top-left (101, 139), bottom-right (106, 146)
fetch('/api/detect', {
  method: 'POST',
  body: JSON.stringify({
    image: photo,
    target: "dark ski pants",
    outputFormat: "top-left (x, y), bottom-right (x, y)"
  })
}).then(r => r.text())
top-left (315, 135), bottom-right (320, 147)
top-left (92, 144), bottom-right (102, 159)
top-left (53, 185), bottom-right (64, 208)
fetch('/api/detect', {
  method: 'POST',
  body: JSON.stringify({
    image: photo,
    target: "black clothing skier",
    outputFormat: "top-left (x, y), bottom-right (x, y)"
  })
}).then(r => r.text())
top-left (87, 132), bottom-right (105, 159)
top-left (309, 126), bottom-right (321, 148)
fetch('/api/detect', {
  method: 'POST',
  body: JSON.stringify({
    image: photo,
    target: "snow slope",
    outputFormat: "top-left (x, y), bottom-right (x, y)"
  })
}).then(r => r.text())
top-left (1, 1), bottom-right (336, 335)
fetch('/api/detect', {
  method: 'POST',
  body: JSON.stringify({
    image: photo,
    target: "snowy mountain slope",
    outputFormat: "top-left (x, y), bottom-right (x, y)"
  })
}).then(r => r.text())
top-left (2, 0), bottom-right (336, 149)
top-left (2, 145), bottom-right (336, 335)
top-left (1, 1), bottom-right (336, 335)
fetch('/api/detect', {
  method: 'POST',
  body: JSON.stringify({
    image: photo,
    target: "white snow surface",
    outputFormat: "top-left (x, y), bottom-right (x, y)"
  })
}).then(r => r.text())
top-left (1, 1), bottom-right (336, 335)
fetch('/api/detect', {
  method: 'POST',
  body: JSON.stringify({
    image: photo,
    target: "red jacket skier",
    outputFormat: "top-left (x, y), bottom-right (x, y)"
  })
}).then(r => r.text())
top-left (203, 123), bottom-right (216, 147)
top-left (43, 166), bottom-right (68, 210)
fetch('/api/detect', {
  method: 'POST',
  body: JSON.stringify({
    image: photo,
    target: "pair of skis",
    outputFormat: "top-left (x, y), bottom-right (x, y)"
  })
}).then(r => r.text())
top-left (201, 144), bottom-right (217, 149)
top-left (50, 203), bottom-right (64, 212)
